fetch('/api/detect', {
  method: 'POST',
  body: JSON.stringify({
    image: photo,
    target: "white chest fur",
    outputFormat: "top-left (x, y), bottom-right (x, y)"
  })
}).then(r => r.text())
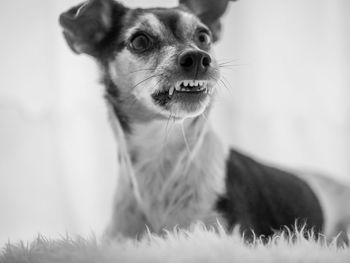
top-left (105, 109), bottom-right (229, 238)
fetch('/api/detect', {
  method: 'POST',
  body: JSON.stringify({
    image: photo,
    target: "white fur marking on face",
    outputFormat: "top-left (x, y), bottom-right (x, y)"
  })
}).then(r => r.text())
top-left (178, 11), bottom-right (204, 36)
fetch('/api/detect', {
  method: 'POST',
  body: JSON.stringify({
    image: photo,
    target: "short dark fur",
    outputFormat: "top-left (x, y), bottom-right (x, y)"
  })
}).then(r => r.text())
top-left (217, 150), bottom-right (324, 239)
top-left (97, 2), bottom-right (128, 61)
top-left (103, 74), bottom-right (131, 132)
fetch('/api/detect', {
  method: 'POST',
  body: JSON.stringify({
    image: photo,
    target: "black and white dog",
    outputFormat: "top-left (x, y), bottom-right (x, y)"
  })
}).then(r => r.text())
top-left (59, 0), bottom-right (350, 242)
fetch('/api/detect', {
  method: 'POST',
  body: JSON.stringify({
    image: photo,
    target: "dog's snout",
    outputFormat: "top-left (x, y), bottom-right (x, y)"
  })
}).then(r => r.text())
top-left (179, 50), bottom-right (211, 74)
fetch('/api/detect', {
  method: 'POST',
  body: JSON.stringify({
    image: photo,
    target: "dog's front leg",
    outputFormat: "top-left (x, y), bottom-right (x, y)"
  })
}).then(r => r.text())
top-left (105, 180), bottom-right (149, 239)
top-left (103, 104), bottom-right (150, 239)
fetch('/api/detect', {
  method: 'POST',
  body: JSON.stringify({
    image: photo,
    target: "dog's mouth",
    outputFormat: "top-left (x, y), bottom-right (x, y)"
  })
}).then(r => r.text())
top-left (168, 80), bottom-right (210, 95)
top-left (152, 79), bottom-right (212, 103)
top-left (151, 79), bottom-right (213, 115)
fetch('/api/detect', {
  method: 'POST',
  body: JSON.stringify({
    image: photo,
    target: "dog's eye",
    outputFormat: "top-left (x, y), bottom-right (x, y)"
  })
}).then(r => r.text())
top-left (198, 31), bottom-right (211, 45)
top-left (130, 34), bottom-right (152, 52)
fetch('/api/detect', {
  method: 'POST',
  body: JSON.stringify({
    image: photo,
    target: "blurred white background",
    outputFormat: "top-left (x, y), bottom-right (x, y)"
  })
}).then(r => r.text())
top-left (0, 0), bottom-right (349, 246)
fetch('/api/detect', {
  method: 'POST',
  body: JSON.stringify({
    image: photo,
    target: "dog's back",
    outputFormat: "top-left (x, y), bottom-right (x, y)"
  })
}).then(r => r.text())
top-left (217, 150), bottom-right (324, 238)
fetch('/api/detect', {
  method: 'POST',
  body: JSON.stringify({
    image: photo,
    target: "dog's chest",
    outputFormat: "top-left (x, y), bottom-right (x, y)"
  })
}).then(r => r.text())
top-left (124, 121), bottom-right (228, 233)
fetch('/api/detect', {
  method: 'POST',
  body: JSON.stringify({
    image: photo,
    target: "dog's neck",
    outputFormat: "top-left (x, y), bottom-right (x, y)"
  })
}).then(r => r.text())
top-left (127, 115), bottom-right (207, 166)
top-left (105, 88), bottom-right (228, 236)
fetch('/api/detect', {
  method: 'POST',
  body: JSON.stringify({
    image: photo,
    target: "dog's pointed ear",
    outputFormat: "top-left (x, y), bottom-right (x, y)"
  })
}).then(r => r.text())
top-left (59, 0), bottom-right (125, 56)
top-left (180, 0), bottom-right (235, 42)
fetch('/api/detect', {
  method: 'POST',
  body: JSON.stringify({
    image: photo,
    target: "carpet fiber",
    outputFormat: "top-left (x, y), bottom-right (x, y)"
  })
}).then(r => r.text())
top-left (1, 224), bottom-right (349, 263)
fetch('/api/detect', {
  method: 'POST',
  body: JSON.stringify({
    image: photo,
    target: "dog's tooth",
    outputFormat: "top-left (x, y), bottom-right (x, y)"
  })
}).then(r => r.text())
top-left (169, 86), bottom-right (175, 96)
top-left (175, 81), bottom-right (181, 91)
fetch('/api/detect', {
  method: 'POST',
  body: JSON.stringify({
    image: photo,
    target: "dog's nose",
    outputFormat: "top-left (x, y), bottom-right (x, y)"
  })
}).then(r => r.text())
top-left (179, 50), bottom-right (211, 74)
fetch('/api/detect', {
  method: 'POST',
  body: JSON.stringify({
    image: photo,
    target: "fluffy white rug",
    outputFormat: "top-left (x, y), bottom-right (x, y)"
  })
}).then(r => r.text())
top-left (1, 224), bottom-right (349, 263)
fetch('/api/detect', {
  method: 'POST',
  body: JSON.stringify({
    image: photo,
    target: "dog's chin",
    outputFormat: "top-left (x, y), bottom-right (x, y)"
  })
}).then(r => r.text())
top-left (170, 93), bottom-right (211, 119)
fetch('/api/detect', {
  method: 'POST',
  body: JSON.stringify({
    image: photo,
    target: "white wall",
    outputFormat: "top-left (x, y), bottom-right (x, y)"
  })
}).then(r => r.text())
top-left (213, 0), bottom-right (350, 179)
top-left (0, 0), bottom-right (349, 246)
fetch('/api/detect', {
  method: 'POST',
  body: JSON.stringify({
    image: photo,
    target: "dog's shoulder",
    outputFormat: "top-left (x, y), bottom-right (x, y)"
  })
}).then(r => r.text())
top-left (216, 149), bottom-right (324, 236)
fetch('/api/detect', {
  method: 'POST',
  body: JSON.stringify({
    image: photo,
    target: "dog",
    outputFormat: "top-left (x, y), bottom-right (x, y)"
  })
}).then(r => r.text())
top-left (59, 0), bottom-right (350, 242)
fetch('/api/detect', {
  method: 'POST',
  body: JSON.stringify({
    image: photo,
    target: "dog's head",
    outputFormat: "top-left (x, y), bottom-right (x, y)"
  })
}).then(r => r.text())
top-left (59, 0), bottom-right (231, 122)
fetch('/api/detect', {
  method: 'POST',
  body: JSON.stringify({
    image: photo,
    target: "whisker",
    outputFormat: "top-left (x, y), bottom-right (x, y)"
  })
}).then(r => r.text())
top-left (163, 112), bottom-right (173, 145)
top-left (219, 78), bottom-right (233, 96)
top-left (131, 74), bottom-right (161, 90)
top-left (201, 111), bottom-right (209, 122)
top-left (218, 79), bottom-right (234, 99)
top-left (217, 58), bottom-right (246, 72)
top-left (126, 65), bottom-right (169, 75)
top-left (150, 78), bottom-right (163, 93)
top-left (217, 58), bottom-right (239, 65)
top-left (220, 74), bottom-right (233, 89)
top-left (181, 122), bottom-right (192, 155)
top-left (219, 62), bottom-right (245, 66)
top-left (218, 62), bottom-right (234, 67)
top-left (126, 68), bottom-right (157, 75)
top-left (218, 65), bottom-right (245, 72)
top-left (207, 73), bottom-right (221, 87)
top-left (207, 73), bottom-right (234, 100)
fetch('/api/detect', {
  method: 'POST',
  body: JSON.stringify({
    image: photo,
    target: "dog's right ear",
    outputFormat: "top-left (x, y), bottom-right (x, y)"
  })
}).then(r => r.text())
top-left (180, 0), bottom-right (235, 42)
top-left (59, 0), bottom-right (126, 56)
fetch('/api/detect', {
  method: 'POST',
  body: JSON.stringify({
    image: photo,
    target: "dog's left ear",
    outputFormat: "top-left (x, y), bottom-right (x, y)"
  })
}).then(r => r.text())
top-left (180, 0), bottom-right (235, 42)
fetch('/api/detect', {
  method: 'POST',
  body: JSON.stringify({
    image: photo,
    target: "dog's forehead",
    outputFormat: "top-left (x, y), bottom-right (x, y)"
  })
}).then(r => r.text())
top-left (123, 8), bottom-right (204, 40)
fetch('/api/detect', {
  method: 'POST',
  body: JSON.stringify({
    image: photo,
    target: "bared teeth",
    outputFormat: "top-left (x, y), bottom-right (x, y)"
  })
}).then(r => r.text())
top-left (175, 80), bottom-right (208, 88)
top-left (169, 80), bottom-right (210, 94)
